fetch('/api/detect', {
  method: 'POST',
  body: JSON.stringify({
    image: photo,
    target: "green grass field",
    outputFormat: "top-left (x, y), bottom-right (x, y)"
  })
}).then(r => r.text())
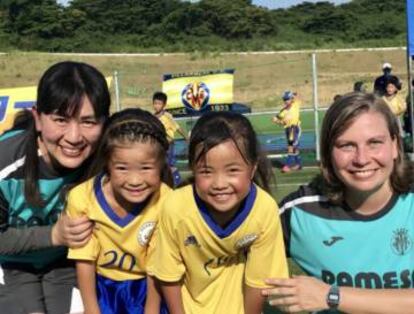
top-left (175, 108), bottom-right (324, 170)
top-left (175, 109), bottom-right (326, 135)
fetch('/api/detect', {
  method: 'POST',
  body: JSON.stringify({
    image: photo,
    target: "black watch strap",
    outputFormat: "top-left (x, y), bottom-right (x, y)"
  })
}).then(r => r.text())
top-left (326, 285), bottom-right (340, 310)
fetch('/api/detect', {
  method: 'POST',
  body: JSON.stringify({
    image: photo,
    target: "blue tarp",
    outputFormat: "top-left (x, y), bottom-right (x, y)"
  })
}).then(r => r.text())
top-left (408, 0), bottom-right (414, 56)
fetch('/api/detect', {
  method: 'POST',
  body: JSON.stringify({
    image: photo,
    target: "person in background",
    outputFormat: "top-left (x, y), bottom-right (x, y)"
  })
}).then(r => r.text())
top-left (272, 90), bottom-right (302, 173)
top-left (153, 91), bottom-right (188, 187)
top-left (333, 94), bottom-right (342, 102)
top-left (67, 108), bottom-right (172, 314)
top-left (353, 81), bottom-right (366, 93)
top-left (263, 92), bottom-right (414, 313)
top-left (382, 79), bottom-right (406, 136)
top-left (149, 111), bottom-right (288, 314)
top-left (0, 61), bottom-right (110, 314)
top-left (373, 62), bottom-right (402, 96)
top-left (403, 79), bottom-right (414, 137)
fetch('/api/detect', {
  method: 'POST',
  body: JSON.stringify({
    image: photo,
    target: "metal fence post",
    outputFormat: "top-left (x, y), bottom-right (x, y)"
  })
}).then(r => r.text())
top-left (312, 53), bottom-right (321, 162)
top-left (114, 70), bottom-right (121, 112)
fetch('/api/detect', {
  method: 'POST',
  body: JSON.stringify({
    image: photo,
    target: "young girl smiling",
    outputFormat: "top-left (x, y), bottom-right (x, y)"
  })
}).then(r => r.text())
top-left (67, 108), bottom-right (172, 314)
top-left (149, 111), bottom-right (288, 314)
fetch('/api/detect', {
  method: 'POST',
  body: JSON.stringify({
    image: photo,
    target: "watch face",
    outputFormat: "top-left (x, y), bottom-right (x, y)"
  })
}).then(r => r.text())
top-left (327, 285), bottom-right (340, 308)
top-left (329, 294), bottom-right (339, 302)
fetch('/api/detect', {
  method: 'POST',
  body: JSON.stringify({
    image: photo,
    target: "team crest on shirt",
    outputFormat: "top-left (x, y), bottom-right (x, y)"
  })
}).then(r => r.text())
top-left (138, 221), bottom-right (156, 246)
top-left (391, 228), bottom-right (412, 256)
top-left (234, 234), bottom-right (259, 250)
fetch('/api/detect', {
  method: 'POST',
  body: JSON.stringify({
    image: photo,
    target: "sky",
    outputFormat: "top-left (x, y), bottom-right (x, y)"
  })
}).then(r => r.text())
top-left (57, 0), bottom-right (351, 9)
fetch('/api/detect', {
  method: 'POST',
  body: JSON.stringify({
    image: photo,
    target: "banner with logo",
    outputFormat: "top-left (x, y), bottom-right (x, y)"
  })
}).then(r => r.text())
top-left (162, 69), bottom-right (234, 111)
top-left (0, 86), bottom-right (37, 135)
top-left (0, 77), bottom-right (113, 136)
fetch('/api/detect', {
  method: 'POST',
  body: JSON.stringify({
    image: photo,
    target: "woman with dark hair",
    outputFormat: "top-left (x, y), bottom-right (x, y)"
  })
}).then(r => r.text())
top-left (263, 92), bottom-right (414, 313)
top-left (0, 61), bottom-right (111, 314)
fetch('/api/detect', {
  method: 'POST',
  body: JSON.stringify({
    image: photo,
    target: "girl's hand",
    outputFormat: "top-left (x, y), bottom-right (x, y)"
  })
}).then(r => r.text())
top-left (272, 116), bottom-right (279, 124)
top-left (262, 276), bottom-right (330, 313)
top-left (51, 212), bottom-right (94, 248)
top-left (272, 116), bottom-right (284, 125)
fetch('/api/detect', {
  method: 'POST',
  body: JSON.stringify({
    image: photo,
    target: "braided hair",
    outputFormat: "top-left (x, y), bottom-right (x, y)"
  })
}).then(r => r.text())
top-left (88, 108), bottom-right (172, 186)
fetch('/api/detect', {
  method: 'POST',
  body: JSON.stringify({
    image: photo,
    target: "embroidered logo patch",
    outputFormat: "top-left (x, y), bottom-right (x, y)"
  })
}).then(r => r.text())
top-left (391, 228), bottom-right (412, 256)
top-left (138, 221), bottom-right (156, 246)
top-left (234, 234), bottom-right (258, 250)
top-left (323, 236), bottom-right (344, 247)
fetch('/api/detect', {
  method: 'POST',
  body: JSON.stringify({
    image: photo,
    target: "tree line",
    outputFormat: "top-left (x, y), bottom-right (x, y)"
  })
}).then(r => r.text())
top-left (0, 0), bottom-right (407, 52)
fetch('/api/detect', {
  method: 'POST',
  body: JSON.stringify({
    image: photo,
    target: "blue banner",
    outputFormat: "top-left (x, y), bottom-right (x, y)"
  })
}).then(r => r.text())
top-left (408, 0), bottom-right (414, 56)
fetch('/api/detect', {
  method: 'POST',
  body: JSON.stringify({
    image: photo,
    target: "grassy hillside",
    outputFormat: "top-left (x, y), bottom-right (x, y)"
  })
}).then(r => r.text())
top-left (0, 48), bottom-right (408, 113)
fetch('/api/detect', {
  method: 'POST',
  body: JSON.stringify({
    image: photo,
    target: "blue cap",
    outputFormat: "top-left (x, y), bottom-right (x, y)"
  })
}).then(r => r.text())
top-left (282, 90), bottom-right (294, 101)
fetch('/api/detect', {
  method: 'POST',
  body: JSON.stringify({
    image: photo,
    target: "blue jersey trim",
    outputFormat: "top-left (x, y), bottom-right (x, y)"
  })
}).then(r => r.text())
top-left (194, 184), bottom-right (257, 239)
top-left (94, 173), bottom-right (149, 228)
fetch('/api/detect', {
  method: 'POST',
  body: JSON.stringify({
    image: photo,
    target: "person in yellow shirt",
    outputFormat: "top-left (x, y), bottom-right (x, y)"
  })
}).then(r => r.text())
top-left (148, 111), bottom-right (288, 314)
top-left (382, 80), bottom-right (406, 136)
top-left (153, 91), bottom-right (188, 186)
top-left (67, 108), bottom-right (172, 314)
top-left (272, 90), bottom-right (302, 173)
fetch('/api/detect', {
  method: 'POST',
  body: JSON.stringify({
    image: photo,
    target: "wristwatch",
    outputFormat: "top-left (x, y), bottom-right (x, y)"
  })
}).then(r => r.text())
top-left (326, 285), bottom-right (340, 310)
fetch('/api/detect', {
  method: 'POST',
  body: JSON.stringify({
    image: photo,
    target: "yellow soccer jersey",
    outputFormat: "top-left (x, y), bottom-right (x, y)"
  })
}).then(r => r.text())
top-left (67, 174), bottom-right (171, 281)
top-left (147, 184), bottom-right (288, 314)
top-left (157, 111), bottom-right (179, 142)
top-left (277, 99), bottom-right (301, 127)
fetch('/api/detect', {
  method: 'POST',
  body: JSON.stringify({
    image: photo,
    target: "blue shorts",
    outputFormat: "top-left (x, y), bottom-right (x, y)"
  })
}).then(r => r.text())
top-left (167, 141), bottom-right (176, 167)
top-left (285, 125), bottom-right (301, 148)
top-left (97, 274), bottom-right (168, 314)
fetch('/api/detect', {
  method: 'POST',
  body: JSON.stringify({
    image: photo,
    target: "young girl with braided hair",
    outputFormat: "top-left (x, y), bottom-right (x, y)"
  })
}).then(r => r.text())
top-left (66, 108), bottom-right (172, 314)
